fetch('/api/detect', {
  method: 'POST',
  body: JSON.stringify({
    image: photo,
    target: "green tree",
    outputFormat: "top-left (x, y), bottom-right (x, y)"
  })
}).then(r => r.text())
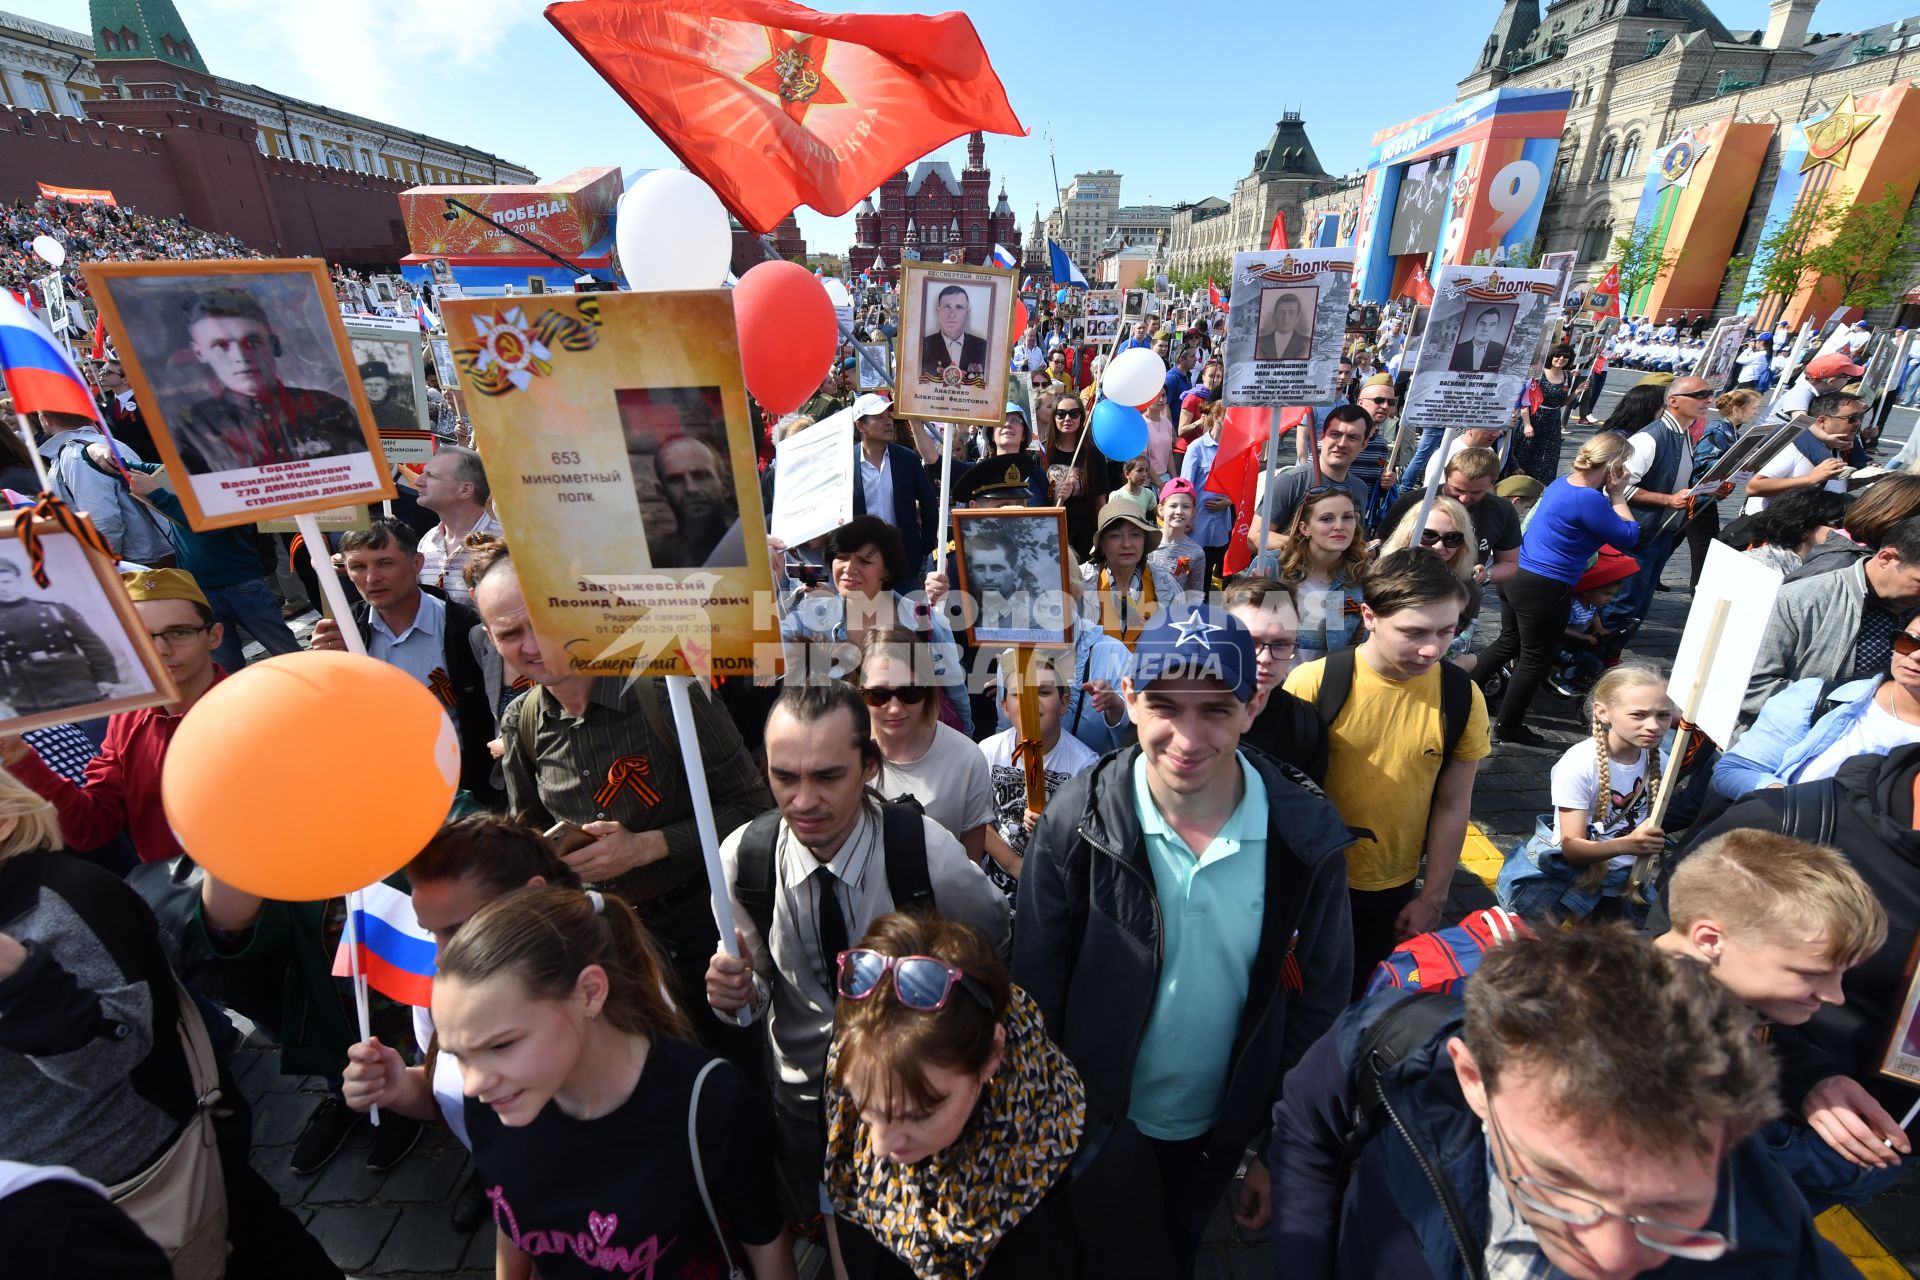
top-left (1728, 192), bottom-right (1833, 307)
top-left (1727, 184), bottom-right (1920, 312)
top-left (1611, 221), bottom-right (1680, 312)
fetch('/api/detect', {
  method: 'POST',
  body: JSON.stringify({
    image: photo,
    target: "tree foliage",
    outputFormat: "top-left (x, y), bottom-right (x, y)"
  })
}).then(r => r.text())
top-left (1729, 184), bottom-right (1920, 312)
top-left (1611, 221), bottom-right (1680, 309)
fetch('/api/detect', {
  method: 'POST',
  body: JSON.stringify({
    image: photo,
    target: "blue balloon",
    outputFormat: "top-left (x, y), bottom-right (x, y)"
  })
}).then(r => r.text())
top-left (1091, 399), bottom-right (1148, 459)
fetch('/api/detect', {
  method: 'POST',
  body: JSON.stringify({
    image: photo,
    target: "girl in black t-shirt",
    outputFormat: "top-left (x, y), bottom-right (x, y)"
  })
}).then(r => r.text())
top-left (433, 885), bottom-right (794, 1280)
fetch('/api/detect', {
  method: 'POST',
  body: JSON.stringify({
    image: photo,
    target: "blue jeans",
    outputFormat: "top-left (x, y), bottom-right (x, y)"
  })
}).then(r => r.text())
top-left (1599, 530), bottom-right (1678, 641)
top-left (207, 577), bottom-right (303, 671)
top-left (1762, 1117), bottom-right (1913, 1214)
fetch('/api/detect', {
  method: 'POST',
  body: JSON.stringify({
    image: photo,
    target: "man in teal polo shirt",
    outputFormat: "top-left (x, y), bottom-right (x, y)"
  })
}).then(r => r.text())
top-left (1014, 602), bottom-right (1355, 1277)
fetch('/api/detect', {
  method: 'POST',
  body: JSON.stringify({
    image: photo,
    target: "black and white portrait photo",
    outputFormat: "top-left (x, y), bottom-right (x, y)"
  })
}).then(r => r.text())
top-left (0, 518), bottom-right (172, 735)
top-left (1448, 304), bottom-right (1516, 373)
top-left (83, 259), bottom-right (392, 529)
top-left (348, 326), bottom-right (428, 433)
top-left (1255, 287), bottom-right (1317, 362)
top-left (954, 507), bottom-right (1072, 647)
top-left (617, 384), bottom-right (744, 570)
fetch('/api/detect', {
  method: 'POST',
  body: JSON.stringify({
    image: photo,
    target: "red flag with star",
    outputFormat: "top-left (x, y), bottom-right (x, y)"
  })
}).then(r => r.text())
top-left (1207, 279), bottom-right (1224, 310)
top-left (546, 0), bottom-right (1026, 234)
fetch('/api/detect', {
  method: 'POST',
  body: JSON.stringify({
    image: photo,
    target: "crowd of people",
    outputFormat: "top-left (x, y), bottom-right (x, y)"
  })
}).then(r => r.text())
top-left (3, 228), bottom-right (1920, 1280)
top-left (1, 196), bottom-right (258, 304)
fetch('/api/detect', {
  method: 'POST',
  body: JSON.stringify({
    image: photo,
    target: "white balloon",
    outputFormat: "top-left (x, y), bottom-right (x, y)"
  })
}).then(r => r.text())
top-left (616, 170), bottom-right (732, 292)
top-left (30, 235), bottom-right (63, 269)
top-left (821, 277), bottom-right (851, 307)
top-left (1102, 348), bottom-right (1166, 407)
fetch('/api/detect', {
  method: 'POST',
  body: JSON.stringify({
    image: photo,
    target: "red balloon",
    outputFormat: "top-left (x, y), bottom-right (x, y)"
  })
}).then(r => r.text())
top-left (733, 261), bottom-right (837, 416)
top-left (1010, 297), bottom-right (1029, 341)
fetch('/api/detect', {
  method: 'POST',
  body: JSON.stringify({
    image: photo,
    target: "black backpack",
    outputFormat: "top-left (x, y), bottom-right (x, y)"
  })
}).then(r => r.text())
top-left (1313, 645), bottom-right (1473, 782)
top-left (732, 798), bottom-right (935, 946)
top-left (1337, 992), bottom-right (1487, 1280)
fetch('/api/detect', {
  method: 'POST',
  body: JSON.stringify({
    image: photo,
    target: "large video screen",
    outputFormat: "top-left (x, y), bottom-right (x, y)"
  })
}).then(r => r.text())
top-left (1388, 153), bottom-right (1455, 258)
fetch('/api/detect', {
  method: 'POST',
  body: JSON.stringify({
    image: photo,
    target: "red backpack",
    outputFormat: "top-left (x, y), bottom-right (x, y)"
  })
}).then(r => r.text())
top-left (1365, 907), bottom-right (1532, 997)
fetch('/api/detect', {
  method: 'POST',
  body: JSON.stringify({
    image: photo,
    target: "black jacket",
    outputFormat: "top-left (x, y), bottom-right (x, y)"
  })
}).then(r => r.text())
top-left (347, 590), bottom-right (503, 807)
top-left (1011, 747), bottom-right (1354, 1173)
top-left (1654, 745), bottom-right (1920, 1115)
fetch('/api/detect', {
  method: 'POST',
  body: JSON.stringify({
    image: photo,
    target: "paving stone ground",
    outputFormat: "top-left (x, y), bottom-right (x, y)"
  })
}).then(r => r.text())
top-left (237, 387), bottom-right (1920, 1278)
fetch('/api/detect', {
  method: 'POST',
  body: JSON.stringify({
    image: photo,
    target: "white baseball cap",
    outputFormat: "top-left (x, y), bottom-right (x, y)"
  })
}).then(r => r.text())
top-left (852, 393), bottom-right (893, 419)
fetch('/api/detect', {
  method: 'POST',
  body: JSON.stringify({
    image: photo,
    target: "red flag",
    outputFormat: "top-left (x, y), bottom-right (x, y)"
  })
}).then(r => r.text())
top-left (1207, 280), bottom-right (1224, 311)
top-left (1267, 210), bottom-right (1289, 251)
top-left (1405, 261), bottom-right (1435, 306)
top-left (547, 0), bottom-right (1026, 234)
top-left (1589, 263), bottom-right (1622, 319)
top-left (1207, 406), bottom-right (1310, 576)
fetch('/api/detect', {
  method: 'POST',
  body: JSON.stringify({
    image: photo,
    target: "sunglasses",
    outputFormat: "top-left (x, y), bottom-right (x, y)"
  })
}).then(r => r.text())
top-left (859, 684), bottom-right (930, 707)
top-left (1361, 396), bottom-right (1398, 407)
top-left (1420, 528), bottom-right (1468, 549)
top-left (1894, 631), bottom-right (1920, 658)
top-left (837, 949), bottom-right (992, 1012)
top-left (1055, 408), bottom-right (1083, 419)
top-left (1829, 412), bottom-right (1866, 424)
top-left (1670, 390), bottom-right (1713, 400)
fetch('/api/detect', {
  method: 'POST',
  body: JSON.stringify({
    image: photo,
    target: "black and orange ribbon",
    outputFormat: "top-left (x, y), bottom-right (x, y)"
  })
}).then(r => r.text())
top-left (427, 667), bottom-right (457, 710)
top-left (13, 492), bottom-right (112, 588)
top-left (595, 754), bottom-right (661, 808)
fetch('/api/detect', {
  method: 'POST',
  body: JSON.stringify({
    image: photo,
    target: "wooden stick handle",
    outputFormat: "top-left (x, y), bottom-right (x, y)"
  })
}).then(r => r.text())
top-left (1645, 597), bottom-right (1730, 830)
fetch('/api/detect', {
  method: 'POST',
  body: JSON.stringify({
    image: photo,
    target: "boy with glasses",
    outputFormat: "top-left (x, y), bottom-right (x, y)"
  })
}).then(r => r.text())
top-left (1271, 926), bottom-right (1857, 1280)
top-left (1, 568), bottom-right (222, 864)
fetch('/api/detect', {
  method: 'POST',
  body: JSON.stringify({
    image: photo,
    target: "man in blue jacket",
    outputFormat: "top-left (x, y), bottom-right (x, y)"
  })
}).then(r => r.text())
top-left (1014, 601), bottom-right (1354, 1276)
top-left (1270, 926), bottom-right (1857, 1280)
top-left (849, 392), bottom-right (938, 570)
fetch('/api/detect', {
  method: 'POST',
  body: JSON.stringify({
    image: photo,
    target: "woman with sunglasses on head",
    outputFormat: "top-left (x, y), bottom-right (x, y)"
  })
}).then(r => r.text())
top-left (432, 885), bottom-right (796, 1280)
top-left (1508, 345), bottom-right (1575, 489)
top-left (1379, 495), bottom-right (1481, 667)
top-left (1270, 487), bottom-right (1371, 667)
top-left (823, 912), bottom-right (1171, 1279)
top-left (858, 627), bottom-right (993, 864)
top-left (1043, 397), bottom-right (1108, 553)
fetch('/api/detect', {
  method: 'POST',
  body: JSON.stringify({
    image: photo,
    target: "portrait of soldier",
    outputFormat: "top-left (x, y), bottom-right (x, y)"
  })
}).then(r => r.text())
top-left (171, 287), bottom-right (368, 474)
top-left (920, 284), bottom-right (989, 382)
top-left (0, 556), bottom-right (118, 718)
top-left (1255, 290), bottom-right (1313, 362)
top-left (358, 356), bottom-right (418, 431)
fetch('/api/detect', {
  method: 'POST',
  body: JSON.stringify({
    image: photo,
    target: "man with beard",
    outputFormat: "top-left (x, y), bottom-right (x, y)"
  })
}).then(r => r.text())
top-left (652, 436), bottom-right (735, 568)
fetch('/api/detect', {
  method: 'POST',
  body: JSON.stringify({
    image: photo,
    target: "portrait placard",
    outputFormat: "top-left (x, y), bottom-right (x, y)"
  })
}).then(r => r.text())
top-left (444, 290), bottom-right (770, 678)
top-left (894, 260), bottom-right (1015, 428)
top-left (1538, 250), bottom-right (1578, 307)
top-left (1691, 317), bottom-right (1750, 384)
top-left (346, 321), bottom-right (430, 435)
top-left (855, 342), bottom-right (892, 391)
top-left (1223, 249), bottom-right (1354, 408)
top-left (1401, 265), bottom-right (1560, 438)
top-left (38, 272), bottom-right (69, 335)
top-left (0, 510), bottom-right (175, 734)
top-left (951, 507), bottom-right (1072, 648)
top-left (1878, 933), bottom-right (1920, 1089)
top-left (1083, 314), bottom-right (1119, 344)
top-left (83, 258), bottom-right (393, 530)
top-left (1084, 289), bottom-right (1120, 318)
top-left (1122, 289), bottom-right (1148, 320)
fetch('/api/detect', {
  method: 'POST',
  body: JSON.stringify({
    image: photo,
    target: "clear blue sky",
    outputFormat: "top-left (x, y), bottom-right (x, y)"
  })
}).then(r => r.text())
top-left (25, 0), bottom-right (1919, 252)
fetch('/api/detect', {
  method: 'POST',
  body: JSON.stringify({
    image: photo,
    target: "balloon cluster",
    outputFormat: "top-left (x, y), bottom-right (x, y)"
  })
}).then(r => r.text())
top-left (1090, 348), bottom-right (1168, 459)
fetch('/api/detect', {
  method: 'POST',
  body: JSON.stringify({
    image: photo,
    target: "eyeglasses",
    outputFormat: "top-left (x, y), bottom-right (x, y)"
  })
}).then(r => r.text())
top-left (1486, 1098), bottom-right (1734, 1262)
top-left (147, 624), bottom-right (211, 648)
top-left (836, 949), bottom-right (992, 1012)
top-left (1420, 529), bottom-right (1468, 550)
top-left (858, 684), bottom-right (929, 708)
top-left (1829, 412), bottom-right (1866, 424)
top-left (1251, 639), bottom-right (1298, 660)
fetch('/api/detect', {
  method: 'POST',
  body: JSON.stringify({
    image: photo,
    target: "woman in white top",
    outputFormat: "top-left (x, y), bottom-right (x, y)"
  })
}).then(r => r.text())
top-left (340, 816), bottom-right (581, 1228)
top-left (857, 627), bottom-right (994, 862)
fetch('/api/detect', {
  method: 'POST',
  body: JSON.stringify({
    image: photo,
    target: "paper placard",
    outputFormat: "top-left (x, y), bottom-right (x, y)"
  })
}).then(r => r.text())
top-left (1670, 540), bottom-right (1783, 747)
top-left (769, 408), bottom-right (855, 548)
top-left (1223, 249), bottom-right (1354, 408)
top-left (1400, 265), bottom-right (1560, 438)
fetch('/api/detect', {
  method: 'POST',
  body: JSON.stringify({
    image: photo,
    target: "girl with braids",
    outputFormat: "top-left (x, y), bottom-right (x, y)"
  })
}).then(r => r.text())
top-left (1497, 664), bottom-right (1673, 923)
top-left (431, 886), bottom-right (795, 1280)
top-left (1264, 487), bottom-right (1370, 666)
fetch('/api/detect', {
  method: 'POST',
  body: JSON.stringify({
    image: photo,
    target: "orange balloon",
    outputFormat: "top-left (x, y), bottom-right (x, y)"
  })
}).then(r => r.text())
top-left (163, 651), bottom-right (459, 901)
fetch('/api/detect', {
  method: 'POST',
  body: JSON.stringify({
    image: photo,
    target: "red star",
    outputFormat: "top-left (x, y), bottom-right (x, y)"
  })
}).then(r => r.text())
top-left (741, 28), bottom-right (847, 125)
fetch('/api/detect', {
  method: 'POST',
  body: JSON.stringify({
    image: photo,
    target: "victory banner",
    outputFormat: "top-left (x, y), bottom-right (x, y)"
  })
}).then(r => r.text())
top-left (444, 290), bottom-right (771, 679)
top-left (1223, 249), bottom-right (1353, 408)
top-left (1401, 265), bottom-right (1558, 437)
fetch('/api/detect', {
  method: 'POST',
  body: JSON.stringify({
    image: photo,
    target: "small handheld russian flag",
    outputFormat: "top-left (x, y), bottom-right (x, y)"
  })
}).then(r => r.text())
top-left (0, 292), bottom-right (101, 423)
top-left (991, 243), bottom-right (1017, 270)
top-left (331, 881), bottom-right (436, 1007)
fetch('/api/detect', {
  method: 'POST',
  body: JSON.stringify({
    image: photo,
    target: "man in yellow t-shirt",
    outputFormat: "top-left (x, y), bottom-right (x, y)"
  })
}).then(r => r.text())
top-left (1282, 550), bottom-right (1488, 995)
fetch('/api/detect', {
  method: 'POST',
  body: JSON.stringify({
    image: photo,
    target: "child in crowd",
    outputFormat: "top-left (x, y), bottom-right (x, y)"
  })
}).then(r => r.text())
top-left (976, 651), bottom-right (1098, 911)
top-left (1149, 477), bottom-right (1208, 594)
top-left (1546, 545), bottom-right (1637, 698)
top-left (1109, 455), bottom-right (1157, 522)
top-left (1496, 473), bottom-right (1543, 520)
top-left (1653, 830), bottom-right (1906, 1211)
top-left (1499, 663), bottom-right (1671, 921)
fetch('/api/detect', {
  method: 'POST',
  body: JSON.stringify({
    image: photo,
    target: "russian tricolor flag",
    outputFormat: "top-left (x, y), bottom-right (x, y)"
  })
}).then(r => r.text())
top-left (414, 299), bottom-right (439, 332)
top-left (991, 243), bottom-right (1017, 270)
top-left (331, 881), bottom-right (436, 1007)
top-left (0, 292), bottom-right (99, 423)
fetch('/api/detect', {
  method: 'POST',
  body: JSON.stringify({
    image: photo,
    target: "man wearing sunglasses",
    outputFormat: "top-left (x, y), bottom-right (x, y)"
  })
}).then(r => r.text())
top-left (1014, 602), bottom-right (1354, 1275)
top-left (1742, 391), bottom-right (1870, 515)
top-left (1271, 927), bottom-right (1854, 1280)
top-left (1601, 375), bottom-right (1722, 645)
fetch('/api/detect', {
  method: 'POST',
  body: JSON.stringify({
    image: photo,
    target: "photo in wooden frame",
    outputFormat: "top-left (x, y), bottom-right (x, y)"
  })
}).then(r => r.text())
top-left (894, 259), bottom-right (1015, 428)
top-left (82, 258), bottom-right (394, 530)
top-left (1879, 932), bottom-right (1920, 1090)
top-left (951, 507), bottom-right (1073, 648)
top-left (0, 510), bottom-right (177, 734)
